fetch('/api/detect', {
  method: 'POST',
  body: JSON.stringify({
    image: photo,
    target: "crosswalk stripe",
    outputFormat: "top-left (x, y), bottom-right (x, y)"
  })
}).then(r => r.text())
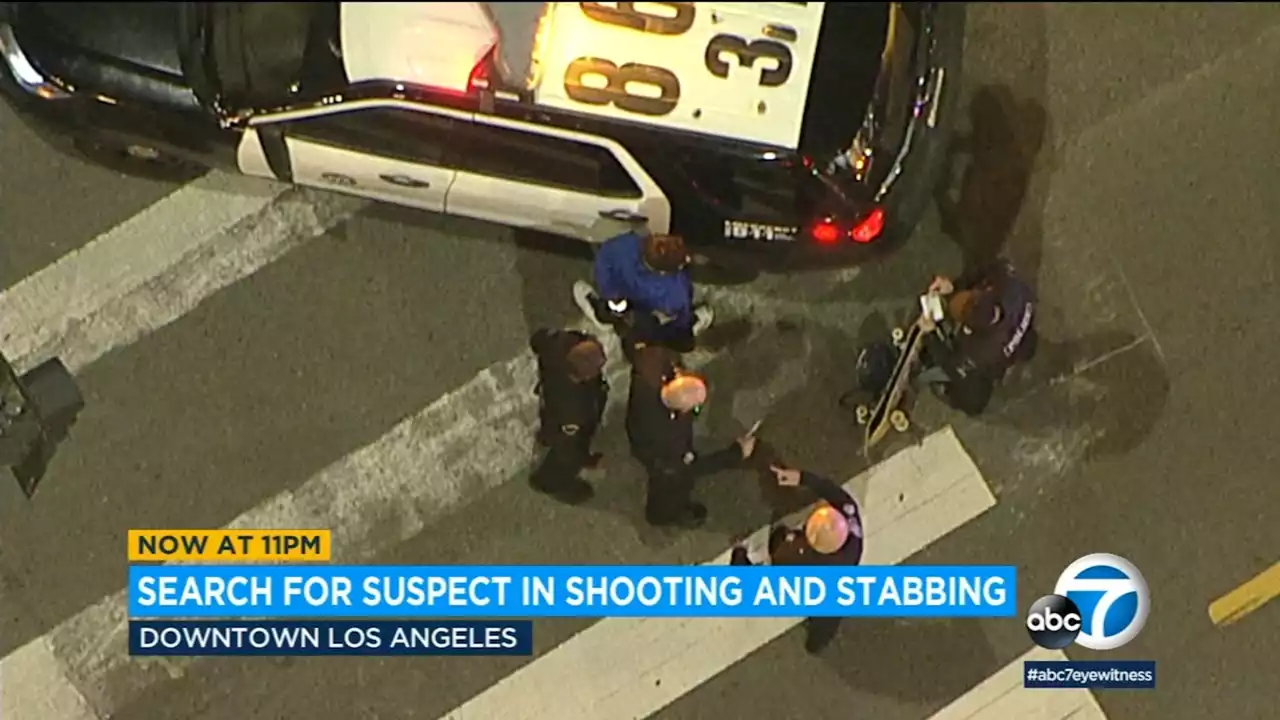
top-left (928, 647), bottom-right (1109, 720)
top-left (0, 637), bottom-right (96, 720)
top-left (0, 172), bottom-right (367, 374)
top-left (440, 427), bottom-right (995, 720)
top-left (3, 268), bottom-right (862, 718)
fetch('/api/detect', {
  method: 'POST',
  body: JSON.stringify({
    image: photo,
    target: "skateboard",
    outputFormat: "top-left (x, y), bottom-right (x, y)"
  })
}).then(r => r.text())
top-left (854, 317), bottom-right (930, 451)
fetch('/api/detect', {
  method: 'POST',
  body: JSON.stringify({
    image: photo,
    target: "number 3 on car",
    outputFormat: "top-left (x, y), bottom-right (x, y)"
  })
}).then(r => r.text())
top-left (538, 2), bottom-right (813, 145)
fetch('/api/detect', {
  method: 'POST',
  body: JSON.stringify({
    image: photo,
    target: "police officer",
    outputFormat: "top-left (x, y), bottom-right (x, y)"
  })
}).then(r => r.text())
top-left (529, 328), bottom-right (608, 505)
top-left (731, 465), bottom-right (864, 653)
top-left (917, 259), bottom-right (1036, 416)
top-left (626, 344), bottom-right (756, 528)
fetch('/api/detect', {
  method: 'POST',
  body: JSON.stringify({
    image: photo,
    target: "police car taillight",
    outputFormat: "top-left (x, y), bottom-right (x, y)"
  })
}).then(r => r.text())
top-left (811, 208), bottom-right (885, 245)
top-left (812, 222), bottom-right (841, 245)
top-left (467, 46), bottom-right (495, 92)
top-left (851, 209), bottom-right (885, 243)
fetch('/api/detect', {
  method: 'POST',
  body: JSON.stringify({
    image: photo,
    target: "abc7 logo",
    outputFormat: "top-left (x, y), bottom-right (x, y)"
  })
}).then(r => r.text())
top-left (1025, 595), bottom-right (1083, 649)
top-left (1026, 553), bottom-right (1150, 651)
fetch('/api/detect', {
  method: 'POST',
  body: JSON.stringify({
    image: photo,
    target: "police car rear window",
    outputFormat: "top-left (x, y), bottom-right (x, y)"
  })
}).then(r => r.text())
top-left (284, 108), bottom-right (640, 201)
top-left (288, 107), bottom-right (454, 166)
top-left (679, 153), bottom-right (811, 223)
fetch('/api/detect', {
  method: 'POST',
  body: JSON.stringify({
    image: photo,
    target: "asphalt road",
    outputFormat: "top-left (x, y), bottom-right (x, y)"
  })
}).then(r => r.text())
top-left (1, 3), bottom-right (1277, 719)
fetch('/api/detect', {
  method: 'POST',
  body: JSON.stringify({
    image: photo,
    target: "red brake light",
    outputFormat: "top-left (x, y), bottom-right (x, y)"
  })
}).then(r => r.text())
top-left (812, 221), bottom-right (840, 244)
top-left (851, 208), bottom-right (885, 243)
top-left (468, 46), bottom-right (495, 92)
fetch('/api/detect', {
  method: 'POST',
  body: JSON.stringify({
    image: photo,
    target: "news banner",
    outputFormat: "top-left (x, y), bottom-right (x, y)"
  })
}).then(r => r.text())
top-left (128, 530), bottom-right (1156, 689)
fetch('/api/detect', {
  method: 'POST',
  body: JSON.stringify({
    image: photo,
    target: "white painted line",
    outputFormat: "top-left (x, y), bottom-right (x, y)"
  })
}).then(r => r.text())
top-left (0, 172), bottom-right (368, 373)
top-left (928, 647), bottom-right (1109, 720)
top-left (0, 176), bottom-right (369, 720)
top-left (441, 427), bottom-right (997, 720)
top-left (10, 271), bottom-right (858, 718)
top-left (0, 638), bottom-right (96, 720)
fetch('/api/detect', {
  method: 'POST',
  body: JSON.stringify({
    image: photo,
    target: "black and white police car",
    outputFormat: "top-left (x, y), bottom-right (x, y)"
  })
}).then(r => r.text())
top-left (0, 2), bottom-right (962, 259)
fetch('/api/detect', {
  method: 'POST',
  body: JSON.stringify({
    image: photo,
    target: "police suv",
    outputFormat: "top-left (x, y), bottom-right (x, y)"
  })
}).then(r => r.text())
top-left (0, 2), bottom-right (962, 258)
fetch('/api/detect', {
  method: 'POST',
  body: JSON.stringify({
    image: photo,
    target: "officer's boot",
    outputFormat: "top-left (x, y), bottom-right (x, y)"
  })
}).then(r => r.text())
top-left (531, 473), bottom-right (595, 505)
top-left (647, 502), bottom-right (707, 530)
top-left (554, 477), bottom-right (595, 505)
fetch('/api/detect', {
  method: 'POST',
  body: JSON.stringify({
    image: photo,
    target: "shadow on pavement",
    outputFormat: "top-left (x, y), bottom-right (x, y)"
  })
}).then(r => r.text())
top-left (936, 84), bottom-right (1052, 286)
top-left (512, 229), bottom-right (597, 337)
top-left (989, 331), bottom-right (1170, 463)
top-left (820, 617), bottom-right (1001, 703)
top-left (939, 0), bottom-right (1055, 287)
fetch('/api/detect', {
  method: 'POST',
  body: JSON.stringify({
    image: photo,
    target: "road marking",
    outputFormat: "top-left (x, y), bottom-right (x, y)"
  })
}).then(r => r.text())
top-left (1208, 561), bottom-right (1280, 627)
top-left (6, 271), bottom-right (859, 718)
top-left (0, 175), bottom-right (366, 720)
top-left (0, 638), bottom-right (96, 720)
top-left (929, 647), bottom-right (1108, 720)
top-left (0, 172), bottom-right (368, 373)
top-left (441, 427), bottom-right (997, 720)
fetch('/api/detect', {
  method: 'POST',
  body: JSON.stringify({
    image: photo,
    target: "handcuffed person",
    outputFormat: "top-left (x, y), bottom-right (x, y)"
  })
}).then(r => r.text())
top-left (573, 230), bottom-right (713, 356)
top-left (731, 465), bottom-right (864, 654)
top-left (529, 328), bottom-right (609, 505)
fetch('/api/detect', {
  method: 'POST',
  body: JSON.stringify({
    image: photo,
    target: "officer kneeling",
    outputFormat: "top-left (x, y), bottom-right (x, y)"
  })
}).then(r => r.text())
top-left (732, 465), bottom-right (863, 654)
top-left (0, 351), bottom-right (84, 497)
top-left (916, 259), bottom-right (1036, 416)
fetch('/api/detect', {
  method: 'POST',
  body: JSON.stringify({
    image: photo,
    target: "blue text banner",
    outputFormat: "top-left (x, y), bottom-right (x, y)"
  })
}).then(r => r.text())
top-left (127, 565), bottom-right (1018, 618)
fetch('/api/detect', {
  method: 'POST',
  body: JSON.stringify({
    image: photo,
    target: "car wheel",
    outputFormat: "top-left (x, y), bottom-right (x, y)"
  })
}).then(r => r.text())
top-left (72, 138), bottom-right (204, 182)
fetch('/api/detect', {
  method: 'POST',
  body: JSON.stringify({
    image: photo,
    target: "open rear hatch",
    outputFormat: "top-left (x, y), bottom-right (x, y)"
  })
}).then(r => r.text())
top-left (798, 2), bottom-right (891, 160)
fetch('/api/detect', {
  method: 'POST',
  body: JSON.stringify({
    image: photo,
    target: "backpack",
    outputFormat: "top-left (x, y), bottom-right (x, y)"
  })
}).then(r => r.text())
top-left (854, 341), bottom-right (898, 396)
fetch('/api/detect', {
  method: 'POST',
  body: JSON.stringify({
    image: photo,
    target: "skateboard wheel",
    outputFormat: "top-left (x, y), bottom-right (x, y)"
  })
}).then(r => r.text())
top-left (890, 410), bottom-right (909, 432)
top-left (855, 405), bottom-right (869, 425)
top-left (891, 327), bottom-right (905, 344)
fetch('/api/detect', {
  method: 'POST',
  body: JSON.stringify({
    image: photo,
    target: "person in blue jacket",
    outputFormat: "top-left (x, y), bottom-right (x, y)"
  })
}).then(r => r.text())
top-left (573, 231), bottom-right (713, 354)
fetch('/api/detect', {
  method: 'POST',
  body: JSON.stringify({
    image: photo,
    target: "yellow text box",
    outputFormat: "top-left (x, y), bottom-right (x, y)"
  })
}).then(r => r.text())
top-left (1209, 561), bottom-right (1280, 627)
top-left (128, 530), bottom-right (331, 562)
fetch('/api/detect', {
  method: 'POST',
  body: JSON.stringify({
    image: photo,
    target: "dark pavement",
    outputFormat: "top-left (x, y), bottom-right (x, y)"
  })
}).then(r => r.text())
top-left (0, 3), bottom-right (1276, 719)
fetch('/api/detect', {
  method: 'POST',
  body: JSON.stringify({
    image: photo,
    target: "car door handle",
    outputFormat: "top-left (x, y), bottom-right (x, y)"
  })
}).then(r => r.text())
top-left (599, 208), bottom-right (648, 222)
top-left (379, 174), bottom-right (431, 189)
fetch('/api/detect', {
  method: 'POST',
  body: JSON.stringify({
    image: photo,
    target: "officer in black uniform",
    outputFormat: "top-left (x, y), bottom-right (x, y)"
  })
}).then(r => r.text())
top-left (529, 328), bottom-right (608, 505)
top-left (626, 344), bottom-right (757, 528)
top-left (732, 465), bottom-right (864, 653)
top-left (918, 259), bottom-right (1037, 416)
